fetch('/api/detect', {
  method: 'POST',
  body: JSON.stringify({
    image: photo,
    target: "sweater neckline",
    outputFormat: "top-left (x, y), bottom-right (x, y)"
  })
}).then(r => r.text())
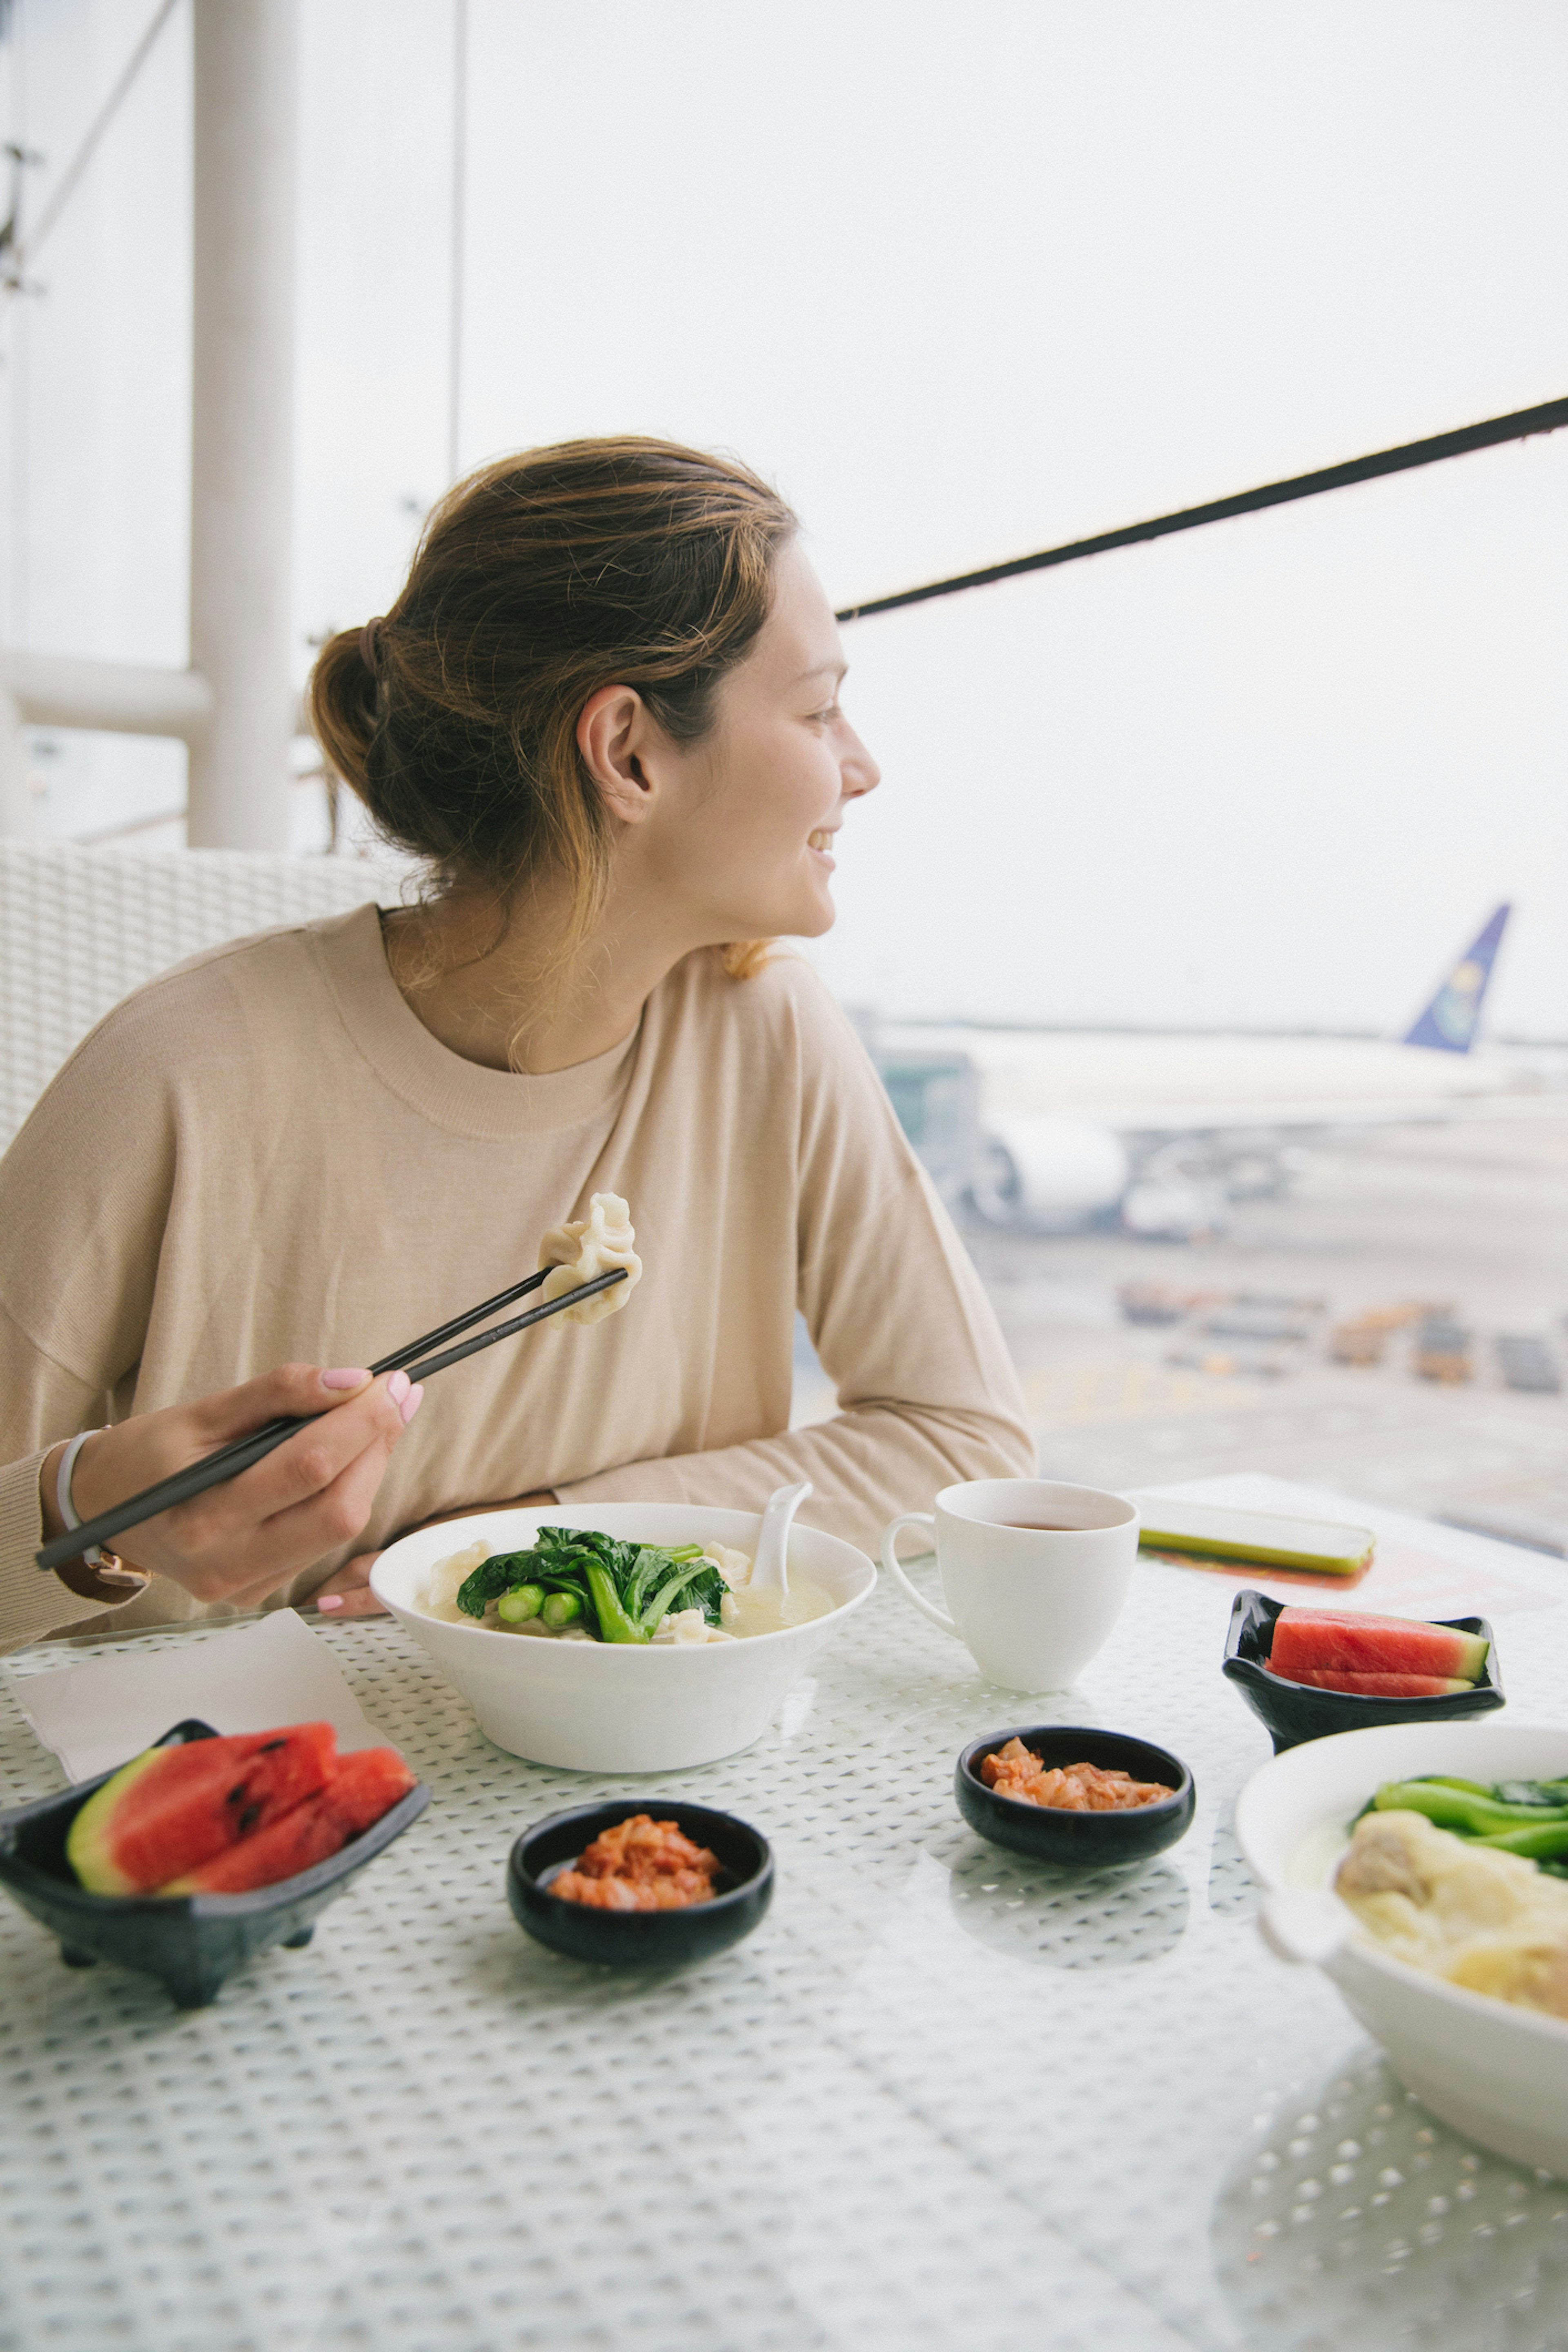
top-left (308, 903), bottom-right (642, 1140)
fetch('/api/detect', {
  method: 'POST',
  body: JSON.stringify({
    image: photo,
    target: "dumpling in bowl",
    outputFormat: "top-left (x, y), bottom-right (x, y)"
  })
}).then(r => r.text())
top-left (538, 1193), bottom-right (643, 1325)
top-left (1335, 1809), bottom-right (1568, 2020)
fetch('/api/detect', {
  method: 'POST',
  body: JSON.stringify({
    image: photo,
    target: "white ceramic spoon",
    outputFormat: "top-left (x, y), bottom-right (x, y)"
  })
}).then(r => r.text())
top-left (749, 1479), bottom-right (813, 1600)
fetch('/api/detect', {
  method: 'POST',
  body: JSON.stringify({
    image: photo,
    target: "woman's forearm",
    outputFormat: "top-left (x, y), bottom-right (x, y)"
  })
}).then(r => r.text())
top-left (556, 1398), bottom-right (1033, 1558)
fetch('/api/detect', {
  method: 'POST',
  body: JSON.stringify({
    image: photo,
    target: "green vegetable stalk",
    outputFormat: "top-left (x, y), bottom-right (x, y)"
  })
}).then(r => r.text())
top-left (639, 1560), bottom-right (724, 1632)
top-left (583, 1561), bottom-right (648, 1644)
top-left (1474, 1820), bottom-right (1568, 1861)
top-left (1373, 1780), bottom-right (1568, 1837)
top-left (541, 1591), bottom-right (581, 1629)
top-left (497, 1584), bottom-right (545, 1624)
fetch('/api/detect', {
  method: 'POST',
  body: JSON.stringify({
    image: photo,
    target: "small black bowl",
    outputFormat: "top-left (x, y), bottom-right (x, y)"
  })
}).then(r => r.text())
top-left (0, 1719), bottom-right (431, 2008)
top-left (1221, 1588), bottom-right (1505, 1753)
top-left (955, 1726), bottom-right (1195, 1865)
top-left (509, 1800), bottom-right (773, 1968)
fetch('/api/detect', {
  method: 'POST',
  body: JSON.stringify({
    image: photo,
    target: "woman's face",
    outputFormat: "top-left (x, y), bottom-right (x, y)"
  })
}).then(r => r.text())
top-left (641, 540), bottom-right (881, 942)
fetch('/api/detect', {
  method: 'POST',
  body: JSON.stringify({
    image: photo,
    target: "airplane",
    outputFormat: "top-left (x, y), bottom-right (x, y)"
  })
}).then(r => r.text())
top-left (872, 905), bottom-right (1568, 1239)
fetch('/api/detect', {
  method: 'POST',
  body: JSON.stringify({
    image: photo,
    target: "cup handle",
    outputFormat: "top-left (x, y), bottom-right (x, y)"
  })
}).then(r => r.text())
top-left (880, 1512), bottom-right (960, 1638)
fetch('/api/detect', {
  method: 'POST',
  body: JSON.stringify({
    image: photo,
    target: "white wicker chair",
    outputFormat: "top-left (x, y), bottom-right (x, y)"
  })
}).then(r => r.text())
top-left (0, 844), bottom-right (403, 1152)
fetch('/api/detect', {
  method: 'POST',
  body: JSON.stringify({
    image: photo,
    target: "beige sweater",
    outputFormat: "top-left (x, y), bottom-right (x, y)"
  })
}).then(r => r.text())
top-left (0, 905), bottom-right (1033, 1653)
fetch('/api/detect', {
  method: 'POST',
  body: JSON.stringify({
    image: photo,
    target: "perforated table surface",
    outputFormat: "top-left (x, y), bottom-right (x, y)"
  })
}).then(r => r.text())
top-left (2, 1478), bottom-right (1567, 2352)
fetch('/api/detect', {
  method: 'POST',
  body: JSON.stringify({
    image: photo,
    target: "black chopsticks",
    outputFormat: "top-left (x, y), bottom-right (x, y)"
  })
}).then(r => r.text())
top-left (34, 1264), bottom-right (628, 1573)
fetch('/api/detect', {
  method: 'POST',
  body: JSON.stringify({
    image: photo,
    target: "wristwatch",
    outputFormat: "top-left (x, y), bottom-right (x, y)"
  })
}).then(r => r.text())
top-left (55, 1430), bottom-right (151, 1594)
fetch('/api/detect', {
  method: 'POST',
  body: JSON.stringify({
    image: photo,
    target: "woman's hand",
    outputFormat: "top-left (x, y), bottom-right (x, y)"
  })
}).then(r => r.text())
top-left (312, 1488), bottom-right (559, 1621)
top-left (41, 1365), bottom-right (423, 1613)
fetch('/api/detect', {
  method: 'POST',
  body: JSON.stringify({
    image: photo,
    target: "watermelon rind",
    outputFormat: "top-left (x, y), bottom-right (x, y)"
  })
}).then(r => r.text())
top-left (66, 1747), bottom-right (168, 1895)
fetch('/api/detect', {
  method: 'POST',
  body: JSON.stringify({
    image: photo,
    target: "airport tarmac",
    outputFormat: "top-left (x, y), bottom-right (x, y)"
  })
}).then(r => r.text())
top-left (796, 1115), bottom-right (1568, 1550)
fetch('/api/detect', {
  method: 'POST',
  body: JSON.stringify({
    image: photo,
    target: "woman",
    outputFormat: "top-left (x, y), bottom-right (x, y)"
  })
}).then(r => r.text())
top-left (0, 438), bottom-right (1031, 1653)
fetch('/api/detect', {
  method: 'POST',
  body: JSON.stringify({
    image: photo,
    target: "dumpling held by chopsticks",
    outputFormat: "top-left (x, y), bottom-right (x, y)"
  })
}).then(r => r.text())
top-left (537, 1193), bottom-right (643, 1326)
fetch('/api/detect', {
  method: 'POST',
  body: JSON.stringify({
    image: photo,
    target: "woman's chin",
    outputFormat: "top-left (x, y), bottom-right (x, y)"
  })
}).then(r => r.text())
top-left (784, 876), bottom-right (838, 938)
top-left (718, 889), bottom-right (835, 944)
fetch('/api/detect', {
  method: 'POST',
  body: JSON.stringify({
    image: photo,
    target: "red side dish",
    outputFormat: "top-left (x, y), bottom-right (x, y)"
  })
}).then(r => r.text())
top-left (979, 1738), bottom-right (1174, 1811)
top-left (551, 1815), bottom-right (721, 1911)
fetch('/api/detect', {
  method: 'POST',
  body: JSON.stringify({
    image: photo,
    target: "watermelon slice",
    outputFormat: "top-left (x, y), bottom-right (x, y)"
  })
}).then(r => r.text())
top-left (1267, 1607), bottom-right (1487, 1686)
top-left (161, 1746), bottom-right (417, 1895)
top-left (67, 1724), bottom-right (339, 1895)
top-left (1263, 1662), bottom-right (1473, 1697)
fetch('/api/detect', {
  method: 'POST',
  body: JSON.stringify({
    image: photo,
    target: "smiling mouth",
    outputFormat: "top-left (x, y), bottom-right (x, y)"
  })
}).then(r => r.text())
top-left (808, 829), bottom-right (836, 853)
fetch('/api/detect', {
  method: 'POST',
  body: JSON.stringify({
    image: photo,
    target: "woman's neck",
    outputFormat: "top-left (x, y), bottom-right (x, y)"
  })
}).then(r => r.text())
top-left (383, 880), bottom-right (690, 1074)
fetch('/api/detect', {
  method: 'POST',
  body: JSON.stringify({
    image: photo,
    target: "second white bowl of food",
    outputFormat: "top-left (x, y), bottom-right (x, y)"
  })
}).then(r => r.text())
top-left (370, 1503), bottom-right (875, 1772)
top-left (1236, 1721), bottom-right (1568, 2174)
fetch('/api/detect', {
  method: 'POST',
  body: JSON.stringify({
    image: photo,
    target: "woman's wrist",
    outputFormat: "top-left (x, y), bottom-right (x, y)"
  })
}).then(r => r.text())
top-left (39, 1435), bottom-right (148, 1600)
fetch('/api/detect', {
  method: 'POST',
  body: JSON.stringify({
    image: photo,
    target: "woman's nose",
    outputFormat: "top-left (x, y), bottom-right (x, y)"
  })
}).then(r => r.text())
top-left (841, 725), bottom-right (880, 800)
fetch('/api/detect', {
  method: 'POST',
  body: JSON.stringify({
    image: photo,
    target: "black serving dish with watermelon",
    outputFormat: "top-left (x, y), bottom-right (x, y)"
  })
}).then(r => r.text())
top-left (0, 1719), bottom-right (430, 2008)
top-left (1222, 1589), bottom-right (1504, 1753)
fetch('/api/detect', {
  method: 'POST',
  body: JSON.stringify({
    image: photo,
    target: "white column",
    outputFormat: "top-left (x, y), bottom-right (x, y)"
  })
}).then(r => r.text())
top-left (187, 0), bottom-right (298, 850)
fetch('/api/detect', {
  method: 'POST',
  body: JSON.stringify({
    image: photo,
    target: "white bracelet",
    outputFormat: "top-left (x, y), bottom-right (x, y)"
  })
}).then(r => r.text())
top-left (56, 1430), bottom-right (109, 1565)
top-left (54, 1430), bottom-right (149, 1591)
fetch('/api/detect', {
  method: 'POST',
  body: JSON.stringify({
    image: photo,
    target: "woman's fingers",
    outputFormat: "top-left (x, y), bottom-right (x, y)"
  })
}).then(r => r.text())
top-left (185, 1362), bottom-right (375, 1448)
top-left (222, 1374), bottom-right (414, 1527)
top-left (310, 1551), bottom-right (387, 1619)
top-left (248, 1383), bottom-right (420, 1564)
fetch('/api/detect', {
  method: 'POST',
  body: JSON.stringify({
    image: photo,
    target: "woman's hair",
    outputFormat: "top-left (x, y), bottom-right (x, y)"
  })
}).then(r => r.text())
top-left (310, 436), bottom-right (797, 986)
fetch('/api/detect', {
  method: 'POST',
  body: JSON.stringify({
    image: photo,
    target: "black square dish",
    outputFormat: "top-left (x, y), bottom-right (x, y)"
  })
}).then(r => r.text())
top-left (509, 1800), bottom-right (773, 1967)
top-left (955, 1726), bottom-right (1194, 1864)
top-left (0, 1719), bottom-right (430, 2007)
top-left (1222, 1588), bottom-right (1505, 1752)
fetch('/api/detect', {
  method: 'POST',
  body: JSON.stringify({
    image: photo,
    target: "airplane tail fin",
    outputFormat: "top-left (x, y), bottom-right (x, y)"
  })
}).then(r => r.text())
top-left (1403, 904), bottom-right (1510, 1053)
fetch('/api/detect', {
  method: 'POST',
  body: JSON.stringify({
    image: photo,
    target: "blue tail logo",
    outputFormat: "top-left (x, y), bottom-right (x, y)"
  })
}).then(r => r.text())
top-left (1403, 904), bottom-right (1510, 1053)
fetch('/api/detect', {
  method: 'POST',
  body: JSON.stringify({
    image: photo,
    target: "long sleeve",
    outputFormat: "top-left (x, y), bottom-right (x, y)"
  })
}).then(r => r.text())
top-left (559, 967), bottom-right (1033, 1554)
top-left (0, 1308), bottom-right (136, 1650)
top-left (0, 998), bottom-right (182, 1649)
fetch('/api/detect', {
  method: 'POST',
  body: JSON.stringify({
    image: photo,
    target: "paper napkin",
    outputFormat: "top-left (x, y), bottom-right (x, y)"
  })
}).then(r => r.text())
top-left (7, 1610), bottom-right (388, 1783)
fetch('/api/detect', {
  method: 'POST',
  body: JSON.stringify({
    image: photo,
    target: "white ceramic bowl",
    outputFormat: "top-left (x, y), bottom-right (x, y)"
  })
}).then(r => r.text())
top-left (370, 1503), bottom-right (875, 1772)
top-left (1236, 1721), bottom-right (1568, 2174)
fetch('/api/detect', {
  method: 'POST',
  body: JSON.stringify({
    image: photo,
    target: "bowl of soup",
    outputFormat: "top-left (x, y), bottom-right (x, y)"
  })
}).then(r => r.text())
top-left (1236, 1720), bottom-right (1568, 2174)
top-left (370, 1503), bottom-right (875, 1771)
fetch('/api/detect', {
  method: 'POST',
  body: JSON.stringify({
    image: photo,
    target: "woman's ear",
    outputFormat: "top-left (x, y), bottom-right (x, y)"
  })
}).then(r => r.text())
top-left (577, 684), bottom-right (660, 825)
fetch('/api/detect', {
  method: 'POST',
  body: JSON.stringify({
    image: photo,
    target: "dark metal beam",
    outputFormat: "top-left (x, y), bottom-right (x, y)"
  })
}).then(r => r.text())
top-left (835, 394), bottom-right (1568, 624)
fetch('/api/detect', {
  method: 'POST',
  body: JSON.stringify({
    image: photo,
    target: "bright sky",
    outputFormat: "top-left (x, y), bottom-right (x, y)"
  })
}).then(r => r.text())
top-left (4, 0), bottom-right (1566, 1035)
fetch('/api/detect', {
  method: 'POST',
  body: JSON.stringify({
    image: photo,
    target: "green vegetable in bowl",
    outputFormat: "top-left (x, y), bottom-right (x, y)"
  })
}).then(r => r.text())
top-left (456, 1527), bottom-right (727, 1644)
top-left (1367, 1774), bottom-right (1568, 1874)
top-left (496, 1584), bottom-right (545, 1624)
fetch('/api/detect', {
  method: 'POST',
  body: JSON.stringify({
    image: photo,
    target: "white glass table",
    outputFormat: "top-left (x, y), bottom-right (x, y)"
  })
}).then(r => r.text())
top-left (2, 1476), bottom-right (1566, 2352)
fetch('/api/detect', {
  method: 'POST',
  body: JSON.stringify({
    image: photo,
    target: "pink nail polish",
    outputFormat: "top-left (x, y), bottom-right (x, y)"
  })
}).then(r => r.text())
top-left (316, 1593), bottom-right (344, 1611)
top-left (400, 1382), bottom-right (425, 1425)
top-left (321, 1367), bottom-right (371, 1391)
top-left (387, 1369), bottom-right (411, 1405)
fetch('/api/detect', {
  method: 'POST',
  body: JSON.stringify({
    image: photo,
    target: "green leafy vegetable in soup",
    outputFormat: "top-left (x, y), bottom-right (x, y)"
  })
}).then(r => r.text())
top-left (457, 1527), bottom-right (726, 1645)
top-left (1361, 1774), bottom-right (1568, 1875)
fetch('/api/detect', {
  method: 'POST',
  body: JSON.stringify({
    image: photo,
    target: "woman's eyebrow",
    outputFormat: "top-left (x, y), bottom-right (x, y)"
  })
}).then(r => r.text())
top-left (791, 661), bottom-right (848, 688)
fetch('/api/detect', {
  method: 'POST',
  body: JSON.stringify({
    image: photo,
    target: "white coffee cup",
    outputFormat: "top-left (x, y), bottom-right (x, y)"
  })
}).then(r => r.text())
top-left (880, 1478), bottom-right (1140, 1692)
